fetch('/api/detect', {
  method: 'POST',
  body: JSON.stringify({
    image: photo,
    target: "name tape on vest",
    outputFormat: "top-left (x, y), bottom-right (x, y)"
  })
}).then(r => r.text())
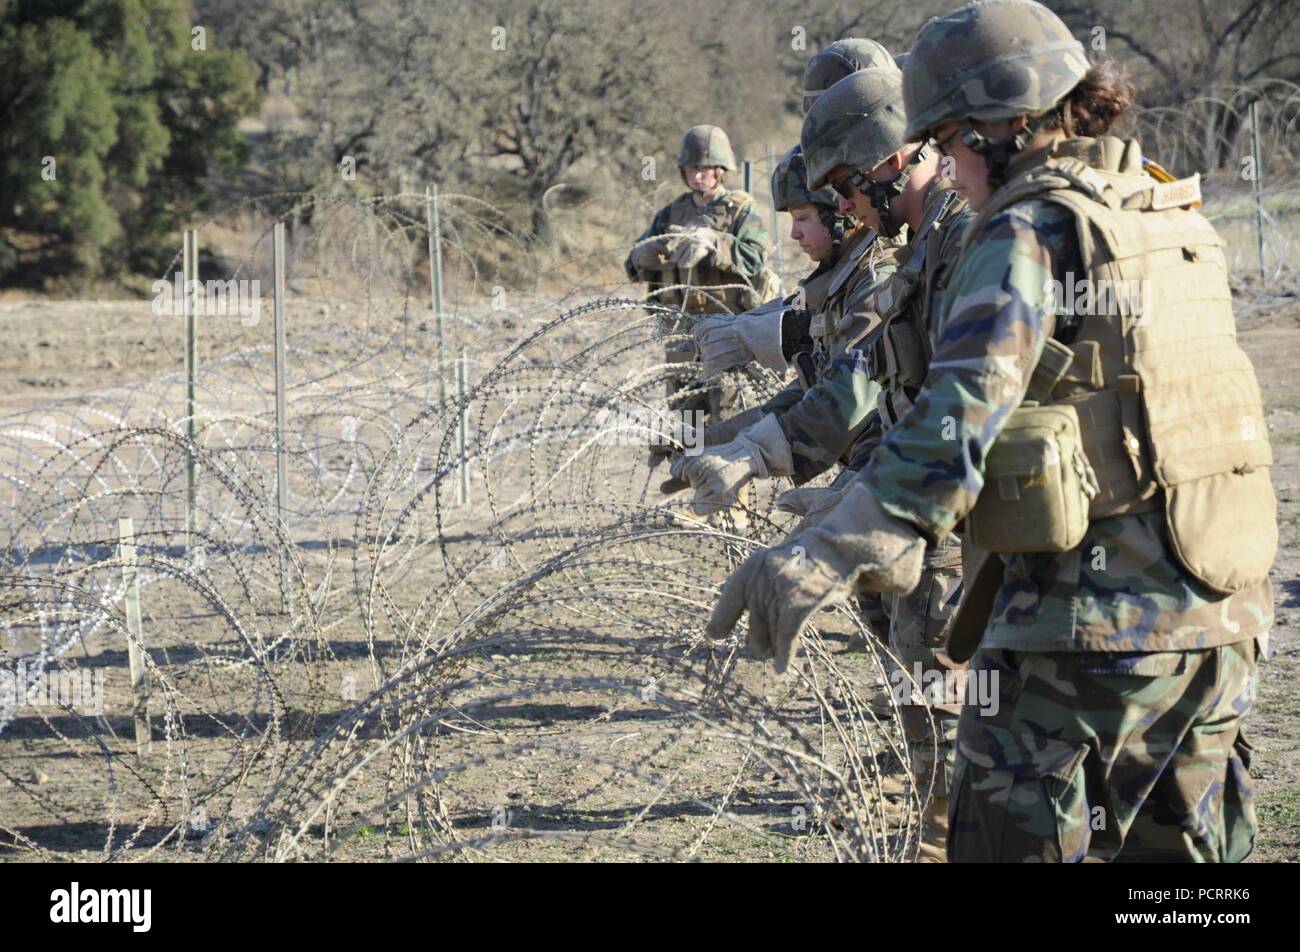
top-left (1150, 173), bottom-right (1202, 210)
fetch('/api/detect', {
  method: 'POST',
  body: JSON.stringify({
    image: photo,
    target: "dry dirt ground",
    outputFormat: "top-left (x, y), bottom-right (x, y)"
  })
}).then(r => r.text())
top-left (0, 286), bottom-right (1296, 862)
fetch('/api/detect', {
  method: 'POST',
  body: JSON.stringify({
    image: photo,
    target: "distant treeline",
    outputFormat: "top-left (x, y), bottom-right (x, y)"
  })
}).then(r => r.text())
top-left (0, 0), bottom-right (258, 287)
top-left (4, 0), bottom-right (1297, 287)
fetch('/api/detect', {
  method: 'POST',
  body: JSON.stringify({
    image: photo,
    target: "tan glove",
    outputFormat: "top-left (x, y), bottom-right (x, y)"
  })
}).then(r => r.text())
top-left (775, 480), bottom-right (856, 533)
top-left (707, 481), bottom-right (926, 673)
top-left (676, 414), bottom-right (792, 513)
top-left (671, 228), bottom-right (722, 270)
top-left (628, 235), bottom-right (675, 272)
top-left (693, 297), bottom-right (788, 376)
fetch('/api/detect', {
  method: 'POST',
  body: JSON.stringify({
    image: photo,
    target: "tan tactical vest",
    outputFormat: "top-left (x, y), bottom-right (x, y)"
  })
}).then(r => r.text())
top-left (970, 137), bottom-right (1276, 595)
top-left (651, 188), bottom-right (770, 314)
top-left (867, 185), bottom-right (968, 429)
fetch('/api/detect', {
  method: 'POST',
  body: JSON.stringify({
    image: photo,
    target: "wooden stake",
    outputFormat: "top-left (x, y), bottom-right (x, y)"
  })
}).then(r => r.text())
top-left (119, 518), bottom-right (151, 757)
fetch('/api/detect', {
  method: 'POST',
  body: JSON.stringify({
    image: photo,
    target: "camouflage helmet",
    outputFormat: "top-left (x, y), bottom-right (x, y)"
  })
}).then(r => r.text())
top-left (771, 146), bottom-right (841, 211)
top-left (902, 0), bottom-right (1089, 141)
top-left (800, 68), bottom-right (907, 191)
top-left (802, 38), bottom-right (895, 114)
top-left (676, 125), bottom-right (737, 171)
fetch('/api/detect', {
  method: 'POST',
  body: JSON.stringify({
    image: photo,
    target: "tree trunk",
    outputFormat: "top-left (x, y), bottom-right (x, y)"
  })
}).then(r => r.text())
top-left (532, 199), bottom-right (551, 247)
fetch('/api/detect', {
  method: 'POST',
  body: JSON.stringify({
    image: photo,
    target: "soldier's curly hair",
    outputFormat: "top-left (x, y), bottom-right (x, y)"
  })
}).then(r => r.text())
top-left (1049, 60), bottom-right (1136, 138)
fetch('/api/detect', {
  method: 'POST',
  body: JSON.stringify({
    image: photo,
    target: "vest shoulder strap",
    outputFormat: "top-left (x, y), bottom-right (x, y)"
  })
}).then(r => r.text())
top-left (826, 229), bottom-right (879, 298)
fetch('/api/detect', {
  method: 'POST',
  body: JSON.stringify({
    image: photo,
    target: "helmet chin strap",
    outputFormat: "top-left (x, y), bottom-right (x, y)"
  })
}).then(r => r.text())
top-left (957, 114), bottom-right (1051, 189)
top-left (817, 205), bottom-right (856, 258)
top-left (852, 144), bottom-right (930, 239)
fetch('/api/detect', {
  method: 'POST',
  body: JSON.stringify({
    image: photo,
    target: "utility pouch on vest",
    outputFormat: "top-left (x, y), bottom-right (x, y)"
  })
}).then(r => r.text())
top-left (966, 339), bottom-right (1099, 554)
top-left (870, 319), bottom-right (929, 388)
top-left (1139, 351), bottom-right (1277, 593)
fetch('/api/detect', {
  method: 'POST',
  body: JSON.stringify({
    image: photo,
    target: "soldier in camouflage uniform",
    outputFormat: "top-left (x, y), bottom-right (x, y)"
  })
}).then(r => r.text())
top-left (673, 38), bottom-right (902, 633)
top-left (798, 65), bottom-right (975, 861)
top-left (677, 35), bottom-right (900, 454)
top-left (626, 125), bottom-right (773, 317)
top-left (708, 0), bottom-right (1275, 863)
top-left (668, 140), bottom-right (892, 516)
top-left (681, 145), bottom-right (859, 452)
top-left (626, 124), bottom-right (773, 431)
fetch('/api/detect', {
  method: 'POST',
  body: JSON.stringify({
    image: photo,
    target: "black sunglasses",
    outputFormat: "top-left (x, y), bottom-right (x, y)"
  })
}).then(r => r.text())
top-left (933, 127), bottom-right (962, 157)
top-left (829, 170), bottom-right (869, 200)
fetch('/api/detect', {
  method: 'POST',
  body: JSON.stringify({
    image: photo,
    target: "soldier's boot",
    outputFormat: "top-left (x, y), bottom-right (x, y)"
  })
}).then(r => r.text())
top-left (917, 795), bottom-right (950, 863)
top-left (900, 700), bottom-right (959, 863)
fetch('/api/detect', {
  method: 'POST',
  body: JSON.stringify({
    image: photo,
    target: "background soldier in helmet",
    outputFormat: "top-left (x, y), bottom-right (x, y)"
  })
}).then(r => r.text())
top-left (625, 124), bottom-right (773, 436)
top-left (626, 124), bottom-right (773, 318)
top-left (669, 38), bottom-right (903, 634)
top-left (708, 0), bottom-right (1274, 864)
top-left (657, 36), bottom-right (900, 464)
top-left (681, 144), bottom-right (859, 450)
top-left (682, 36), bottom-right (900, 396)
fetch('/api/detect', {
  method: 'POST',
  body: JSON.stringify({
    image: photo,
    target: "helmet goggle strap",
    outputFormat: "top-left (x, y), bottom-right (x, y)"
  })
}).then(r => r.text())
top-left (957, 114), bottom-right (1051, 189)
top-left (848, 143), bottom-right (930, 239)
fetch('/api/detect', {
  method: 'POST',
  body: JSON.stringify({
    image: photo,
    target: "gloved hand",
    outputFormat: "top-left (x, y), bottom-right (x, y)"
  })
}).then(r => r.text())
top-left (776, 479), bottom-right (856, 532)
top-left (693, 298), bottom-right (789, 376)
top-left (647, 443), bottom-right (674, 470)
top-left (676, 413), bottom-right (792, 513)
top-left (707, 481), bottom-right (926, 673)
top-left (648, 417), bottom-right (700, 472)
top-left (671, 228), bottom-right (722, 270)
top-left (775, 484), bottom-right (841, 517)
top-left (628, 235), bottom-right (675, 272)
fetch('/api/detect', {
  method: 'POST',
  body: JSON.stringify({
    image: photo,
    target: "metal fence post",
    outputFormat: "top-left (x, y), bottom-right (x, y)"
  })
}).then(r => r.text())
top-left (457, 348), bottom-right (469, 505)
top-left (273, 222), bottom-right (292, 613)
top-left (183, 229), bottom-right (199, 549)
top-left (764, 145), bottom-right (780, 275)
top-left (1249, 99), bottom-right (1267, 282)
top-left (427, 185), bottom-right (446, 411)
